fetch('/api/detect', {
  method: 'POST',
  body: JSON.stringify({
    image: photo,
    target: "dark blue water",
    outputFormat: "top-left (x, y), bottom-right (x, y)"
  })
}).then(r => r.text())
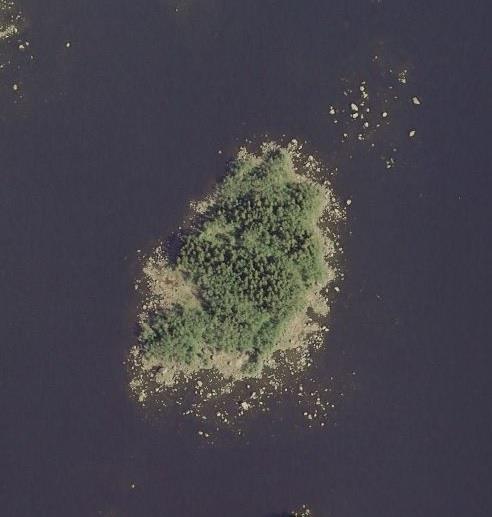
top-left (1, 1), bottom-right (490, 516)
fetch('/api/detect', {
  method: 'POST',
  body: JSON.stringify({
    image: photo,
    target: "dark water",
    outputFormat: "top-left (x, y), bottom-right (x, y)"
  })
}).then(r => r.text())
top-left (1, 1), bottom-right (490, 516)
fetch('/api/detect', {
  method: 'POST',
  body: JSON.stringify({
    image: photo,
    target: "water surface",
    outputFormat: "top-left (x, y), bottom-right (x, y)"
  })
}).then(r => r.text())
top-left (1, 1), bottom-right (489, 516)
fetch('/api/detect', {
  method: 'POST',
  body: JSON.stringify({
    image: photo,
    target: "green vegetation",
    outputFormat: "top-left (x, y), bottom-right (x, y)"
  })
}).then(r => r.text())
top-left (138, 144), bottom-right (329, 380)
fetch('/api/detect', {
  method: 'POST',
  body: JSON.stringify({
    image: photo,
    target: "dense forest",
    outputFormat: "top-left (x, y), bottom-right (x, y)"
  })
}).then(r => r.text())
top-left (138, 144), bottom-right (328, 378)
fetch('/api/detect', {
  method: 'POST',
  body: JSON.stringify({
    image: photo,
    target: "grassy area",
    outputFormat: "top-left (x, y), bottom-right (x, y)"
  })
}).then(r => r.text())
top-left (137, 143), bottom-right (332, 383)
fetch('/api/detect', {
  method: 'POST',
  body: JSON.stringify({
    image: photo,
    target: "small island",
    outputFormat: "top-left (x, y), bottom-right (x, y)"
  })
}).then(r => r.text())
top-left (0, 1), bottom-right (21, 41)
top-left (132, 142), bottom-right (339, 388)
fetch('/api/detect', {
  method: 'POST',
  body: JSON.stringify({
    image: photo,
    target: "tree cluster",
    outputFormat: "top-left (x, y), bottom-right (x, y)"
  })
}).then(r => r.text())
top-left (139, 147), bottom-right (325, 370)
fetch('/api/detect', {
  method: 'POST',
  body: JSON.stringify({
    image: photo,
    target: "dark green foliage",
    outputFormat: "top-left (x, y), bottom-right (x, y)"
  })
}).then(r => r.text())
top-left (140, 305), bottom-right (206, 364)
top-left (139, 146), bottom-right (326, 369)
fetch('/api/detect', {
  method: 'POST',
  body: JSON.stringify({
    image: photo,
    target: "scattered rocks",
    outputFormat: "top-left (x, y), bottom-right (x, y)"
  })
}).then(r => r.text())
top-left (385, 157), bottom-right (395, 169)
top-left (128, 142), bottom-right (344, 441)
